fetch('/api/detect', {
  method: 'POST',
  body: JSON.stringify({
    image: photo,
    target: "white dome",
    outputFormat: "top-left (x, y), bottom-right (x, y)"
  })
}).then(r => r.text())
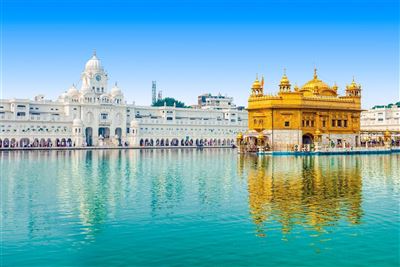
top-left (59, 92), bottom-right (68, 99)
top-left (67, 84), bottom-right (79, 96)
top-left (73, 118), bottom-right (83, 126)
top-left (85, 51), bottom-right (103, 71)
top-left (111, 82), bottom-right (122, 96)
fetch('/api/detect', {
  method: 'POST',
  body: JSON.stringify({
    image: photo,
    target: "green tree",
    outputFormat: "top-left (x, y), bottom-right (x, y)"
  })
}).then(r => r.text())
top-left (152, 97), bottom-right (188, 108)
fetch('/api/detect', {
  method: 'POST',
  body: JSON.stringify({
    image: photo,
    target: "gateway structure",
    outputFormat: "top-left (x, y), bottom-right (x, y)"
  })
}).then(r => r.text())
top-left (241, 69), bottom-right (362, 150)
top-left (0, 53), bottom-right (247, 148)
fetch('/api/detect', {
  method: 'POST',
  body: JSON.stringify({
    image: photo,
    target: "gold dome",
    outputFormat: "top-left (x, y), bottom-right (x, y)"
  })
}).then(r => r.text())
top-left (280, 74), bottom-right (290, 86)
top-left (252, 78), bottom-right (261, 89)
top-left (300, 68), bottom-right (337, 96)
top-left (301, 69), bottom-right (329, 91)
top-left (347, 77), bottom-right (360, 90)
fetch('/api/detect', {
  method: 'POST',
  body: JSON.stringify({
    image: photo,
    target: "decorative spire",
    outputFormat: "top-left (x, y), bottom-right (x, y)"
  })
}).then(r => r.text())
top-left (93, 49), bottom-right (97, 57)
top-left (256, 73), bottom-right (259, 81)
top-left (332, 82), bottom-right (338, 90)
top-left (279, 69), bottom-right (291, 92)
top-left (313, 68), bottom-right (318, 80)
top-left (261, 75), bottom-right (264, 89)
top-left (115, 81), bottom-right (118, 87)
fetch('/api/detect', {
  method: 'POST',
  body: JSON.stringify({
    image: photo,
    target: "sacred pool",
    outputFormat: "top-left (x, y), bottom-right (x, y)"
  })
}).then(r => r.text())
top-left (1, 149), bottom-right (399, 266)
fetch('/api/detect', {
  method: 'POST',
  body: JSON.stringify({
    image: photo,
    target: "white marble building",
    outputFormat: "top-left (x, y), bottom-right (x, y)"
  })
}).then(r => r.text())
top-left (360, 102), bottom-right (400, 141)
top-left (0, 52), bottom-right (248, 148)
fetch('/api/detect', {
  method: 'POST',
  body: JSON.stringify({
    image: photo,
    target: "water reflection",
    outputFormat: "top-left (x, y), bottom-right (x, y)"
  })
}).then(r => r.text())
top-left (2, 150), bottom-right (398, 250)
top-left (239, 155), bottom-right (363, 238)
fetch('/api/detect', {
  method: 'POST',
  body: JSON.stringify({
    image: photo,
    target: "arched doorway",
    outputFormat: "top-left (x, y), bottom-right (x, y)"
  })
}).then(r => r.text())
top-left (19, 138), bottom-right (30, 147)
top-left (99, 127), bottom-right (110, 139)
top-left (39, 138), bottom-right (46, 147)
top-left (302, 134), bottom-right (313, 145)
top-left (115, 127), bottom-right (122, 146)
top-left (85, 127), bottom-right (93, 146)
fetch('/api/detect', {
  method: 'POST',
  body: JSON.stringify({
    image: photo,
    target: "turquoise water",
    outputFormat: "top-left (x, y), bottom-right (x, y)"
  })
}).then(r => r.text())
top-left (1, 149), bottom-right (399, 266)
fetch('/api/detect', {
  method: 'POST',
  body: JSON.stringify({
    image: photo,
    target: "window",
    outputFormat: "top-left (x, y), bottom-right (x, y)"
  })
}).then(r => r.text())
top-left (344, 120), bottom-right (347, 127)
top-left (337, 120), bottom-right (342, 127)
top-left (101, 113), bottom-right (108, 120)
top-left (284, 121), bottom-right (290, 127)
top-left (306, 120), bottom-right (310, 127)
top-left (311, 120), bottom-right (314, 127)
top-left (332, 120), bottom-right (336, 127)
top-left (302, 120), bottom-right (305, 127)
top-left (322, 120), bottom-right (326, 128)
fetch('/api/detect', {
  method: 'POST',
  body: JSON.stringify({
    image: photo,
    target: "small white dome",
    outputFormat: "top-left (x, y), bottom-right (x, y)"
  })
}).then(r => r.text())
top-left (73, 118), bottom-right (83, 126)
top-left (111, 82), bottom-right (122, 96)
top-left (85, 51), bottom-right (103, 71)
top-left (59, 92), bottom-right (68, 99)
top-left (67, 84), bottom-right (79, 96)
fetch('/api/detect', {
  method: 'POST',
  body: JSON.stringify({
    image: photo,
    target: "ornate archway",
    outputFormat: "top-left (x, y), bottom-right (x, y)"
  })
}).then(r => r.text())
top-left (302, 134), bottom-right (314, 145)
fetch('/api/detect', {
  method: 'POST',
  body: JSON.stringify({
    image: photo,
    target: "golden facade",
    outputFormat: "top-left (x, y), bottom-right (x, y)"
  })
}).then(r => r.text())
top-left (245, 69), bottom-right (362, 149)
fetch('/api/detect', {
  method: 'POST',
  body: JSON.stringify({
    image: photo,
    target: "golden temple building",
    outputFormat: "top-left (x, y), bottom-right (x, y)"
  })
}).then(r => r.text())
top-left (243, 69), bottom-right (362, 150)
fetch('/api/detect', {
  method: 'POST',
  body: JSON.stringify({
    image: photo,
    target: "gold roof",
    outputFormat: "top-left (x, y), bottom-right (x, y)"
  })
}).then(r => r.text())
top-left (252, 75), bottom-right (261, 89)
top-left (301, 68), bottom-right (330, 91)
top-left (280, 69), bottom-right (290, 86)
top-left (300, 68), bottom-right (337, 96)
top-left (347, 77), bottom-right (360, 90)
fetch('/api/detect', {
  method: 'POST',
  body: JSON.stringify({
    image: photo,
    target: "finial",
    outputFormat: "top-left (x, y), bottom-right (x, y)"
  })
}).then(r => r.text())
top-left (256, 73), bottom-right (259, 80)
top-left (115, 81), bottom-right (118, 86)
top-left (352, 75), bottom-right (355, 82)
top-left (313, 67), bottom-right (318, 79)
top-left (283, 68), bottom-right (286, 76)
top-left (93, 49), bottom-right (97, 57)
top-left (261, 75), bottom-right (265, 88)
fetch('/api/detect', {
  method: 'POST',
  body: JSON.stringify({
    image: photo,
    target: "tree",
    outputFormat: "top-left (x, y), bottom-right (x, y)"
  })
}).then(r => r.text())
top-left (152, 97), bottom-right (188, 108)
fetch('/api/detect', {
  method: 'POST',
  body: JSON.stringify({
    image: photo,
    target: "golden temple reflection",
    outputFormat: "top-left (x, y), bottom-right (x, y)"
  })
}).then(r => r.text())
top-left (239, 155), bottom-right (363, 238)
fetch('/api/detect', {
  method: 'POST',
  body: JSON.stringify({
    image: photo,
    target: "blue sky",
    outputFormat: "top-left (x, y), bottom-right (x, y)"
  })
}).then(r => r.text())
top-left (1, 0), bottom-right (399, 108)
